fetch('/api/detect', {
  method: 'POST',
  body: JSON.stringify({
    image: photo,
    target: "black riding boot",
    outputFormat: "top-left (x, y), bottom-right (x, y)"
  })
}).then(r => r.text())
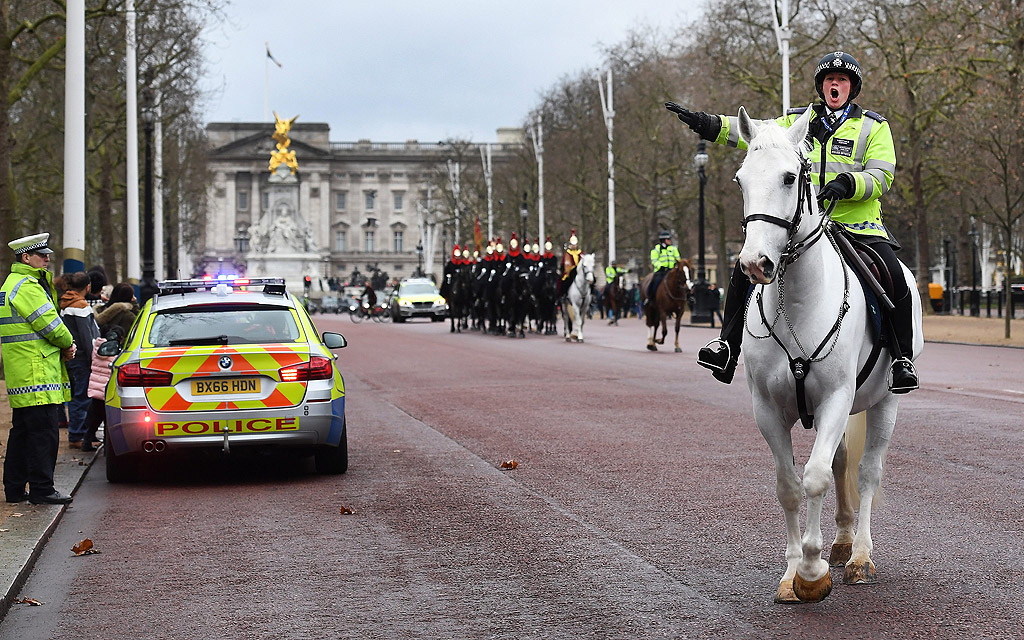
top-left (697, 263), bottom-right (747, 384)
top-left (889, 291), bottom-right (919, 394)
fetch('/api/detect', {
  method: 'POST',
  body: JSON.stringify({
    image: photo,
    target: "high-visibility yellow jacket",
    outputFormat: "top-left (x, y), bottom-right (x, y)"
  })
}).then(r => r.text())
top-left (605, 265), bottom-right (627, 284)
top-left (714, 103), bottom-right (895, 239)
top-left (650, 243), bottom-right (680, 271)
top-left (0, 263), bottom-right (73, 407)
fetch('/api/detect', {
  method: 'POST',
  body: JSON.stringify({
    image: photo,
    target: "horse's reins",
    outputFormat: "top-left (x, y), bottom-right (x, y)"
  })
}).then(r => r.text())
top-left (742, 158), bottom-right (865, 430)
top-left (662, 264), bottom-right (690, 303)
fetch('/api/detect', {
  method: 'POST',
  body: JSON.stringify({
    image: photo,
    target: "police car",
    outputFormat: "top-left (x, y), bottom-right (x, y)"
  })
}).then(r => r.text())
top-left (98, 277), bottom-right (348, 482)
top-left (389, 278), bottom-right (447, 322)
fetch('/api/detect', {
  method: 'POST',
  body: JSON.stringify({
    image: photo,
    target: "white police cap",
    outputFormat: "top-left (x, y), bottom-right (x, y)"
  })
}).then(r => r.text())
top-left (8, 233), bottom-right (53, 255)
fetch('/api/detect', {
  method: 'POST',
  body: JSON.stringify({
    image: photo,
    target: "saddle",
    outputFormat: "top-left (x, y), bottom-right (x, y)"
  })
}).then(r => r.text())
top-left (831, 224), bottom-right (897, 342)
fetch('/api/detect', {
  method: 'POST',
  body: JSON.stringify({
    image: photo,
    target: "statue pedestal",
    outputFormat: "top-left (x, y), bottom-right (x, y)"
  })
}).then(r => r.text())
top-left (246, 165), bottom-right (322, 296)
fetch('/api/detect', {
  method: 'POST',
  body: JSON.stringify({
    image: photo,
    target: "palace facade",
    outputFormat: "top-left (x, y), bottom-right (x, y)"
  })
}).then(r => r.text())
top-left (202, 122), bottom-right (522, 293)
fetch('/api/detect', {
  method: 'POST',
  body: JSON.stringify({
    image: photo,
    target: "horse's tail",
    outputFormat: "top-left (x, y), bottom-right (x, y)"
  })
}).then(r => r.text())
top-left (842, 411), bottom-right (884, 510)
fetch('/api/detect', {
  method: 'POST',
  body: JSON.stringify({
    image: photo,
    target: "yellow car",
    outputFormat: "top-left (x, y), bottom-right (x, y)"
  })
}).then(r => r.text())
top-left (389, 278), bottom-right (448, 323)
top-left (98, 277), bottom-right (348, 482)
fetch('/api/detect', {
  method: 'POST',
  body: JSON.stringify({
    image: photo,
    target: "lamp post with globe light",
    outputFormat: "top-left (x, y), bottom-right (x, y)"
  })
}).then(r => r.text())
top-left (689, 140), bottom-right (716, 325)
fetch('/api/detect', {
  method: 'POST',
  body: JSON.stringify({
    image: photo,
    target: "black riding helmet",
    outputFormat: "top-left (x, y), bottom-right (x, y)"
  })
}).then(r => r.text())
top-left (814, 51), bottom-right (863, 105)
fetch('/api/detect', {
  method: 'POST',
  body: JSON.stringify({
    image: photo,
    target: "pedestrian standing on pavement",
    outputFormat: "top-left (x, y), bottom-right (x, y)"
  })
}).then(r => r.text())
top-left (96, 282), bottom-right (139, 338)
top-left (1, 233), bottom-right (76, 505)
top-left (58, 272), bottom-right (100, 448)
top-left (80, 325), bottom-right (125, 452)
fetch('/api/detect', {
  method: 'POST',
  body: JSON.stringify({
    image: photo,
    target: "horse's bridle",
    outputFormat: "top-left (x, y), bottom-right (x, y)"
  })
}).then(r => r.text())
top-left (741, 156), bottom-right (851, 430)
top-left (740, 157), bottom-right (833, 271)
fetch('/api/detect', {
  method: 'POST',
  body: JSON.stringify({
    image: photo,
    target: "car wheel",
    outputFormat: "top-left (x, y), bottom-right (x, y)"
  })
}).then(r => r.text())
top-left (314, 422), bottom-right (348, 474)
top-left (105, 442), bottom-right (137, 483)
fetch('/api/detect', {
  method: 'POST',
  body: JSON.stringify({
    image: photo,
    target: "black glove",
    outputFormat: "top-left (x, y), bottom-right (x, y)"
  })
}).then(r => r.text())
top-left (664, 102), bottom-right (721, 141)
top-left (817, 173), bottom-right (854, 202)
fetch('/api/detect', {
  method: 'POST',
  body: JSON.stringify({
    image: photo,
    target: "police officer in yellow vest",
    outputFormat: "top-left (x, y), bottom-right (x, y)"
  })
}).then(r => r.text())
top-left (2, 233), bottom-right (76, 504)
top-left (668, 50), bottom-right (918, 394)
top-left (647, 230), bottom-right (680, 304)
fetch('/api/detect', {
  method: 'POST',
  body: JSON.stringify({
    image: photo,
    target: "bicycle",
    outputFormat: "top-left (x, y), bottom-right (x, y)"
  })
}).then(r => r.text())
top-left (350, 303), bottom-right (389, 323)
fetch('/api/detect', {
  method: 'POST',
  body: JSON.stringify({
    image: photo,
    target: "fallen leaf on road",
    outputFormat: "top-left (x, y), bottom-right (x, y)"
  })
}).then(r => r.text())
top-left (18, 597), bottom-right (43, 606)
top-left (10, 513), bottom-right (22, 518)
top-left (339, 506), bottom-right (354, 515)
top-left (72, 538), bottom-right (100, 555)
top-left (500, 459), bottom-right (519, 469)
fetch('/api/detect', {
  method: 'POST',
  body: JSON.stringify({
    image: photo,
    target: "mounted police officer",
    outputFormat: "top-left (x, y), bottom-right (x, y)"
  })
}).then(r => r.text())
top-left (647, 230), bottom-right (680, 308)
top-left (668, 50), bottom-right (918, 394)
top-left (2, 233), bottom-right (76, 505)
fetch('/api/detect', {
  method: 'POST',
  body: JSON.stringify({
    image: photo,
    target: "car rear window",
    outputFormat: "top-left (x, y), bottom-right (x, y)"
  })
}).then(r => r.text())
top-left (400, 283), bottom-right (437, 296)
top-left (147, 305), bottom-right (302, 346)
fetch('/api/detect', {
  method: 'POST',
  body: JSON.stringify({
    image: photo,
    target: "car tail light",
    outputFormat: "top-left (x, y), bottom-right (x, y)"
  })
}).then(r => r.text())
top-left (279, 356), bottom-right (333, 382)
top-left (117, 363), bottom-right (173, 387)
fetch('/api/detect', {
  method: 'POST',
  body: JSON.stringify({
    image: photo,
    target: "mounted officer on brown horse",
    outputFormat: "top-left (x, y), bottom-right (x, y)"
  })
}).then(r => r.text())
top-left (640, 230), bottom-right (692, 352)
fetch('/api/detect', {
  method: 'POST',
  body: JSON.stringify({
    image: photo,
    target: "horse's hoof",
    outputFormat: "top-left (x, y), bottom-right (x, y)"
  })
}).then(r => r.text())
top-left (828, 542), bottom-right (853, 567)
top-left (774, 578), bottom-right (801, 604)
top-left (647, 344), bottom-right (657, 351)
top-left (655, 339), bottom-right (665, 345)
top-left (674, 347), bottom-right (682, 353)
top-left (793, 569), bottom-right (832, 603)
top-left (843, 560), bottom-right (877, 584)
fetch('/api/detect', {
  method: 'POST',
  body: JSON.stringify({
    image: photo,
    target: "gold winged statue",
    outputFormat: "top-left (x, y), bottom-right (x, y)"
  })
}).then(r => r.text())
top-left (268, 111), bottom-right (299, 174)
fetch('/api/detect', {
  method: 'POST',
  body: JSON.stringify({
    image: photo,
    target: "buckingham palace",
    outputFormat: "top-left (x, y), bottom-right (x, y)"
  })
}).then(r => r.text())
top-left (202, 121), bottom-right (522, 294)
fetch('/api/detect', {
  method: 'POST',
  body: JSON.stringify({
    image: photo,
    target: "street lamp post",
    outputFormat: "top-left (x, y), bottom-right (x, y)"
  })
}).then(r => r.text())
top-left (234, 225), bottom-right (250, 276)
top-left (416, 241), bottom-right (423, 277)
top-left (139, 84), bottom-right (159, 305)
top-left (520, 192), bottom-right (528, 242)
top-left (690, 140), bottom-right (715, 325)
top-left (969, 222), bottom-right (980, 317)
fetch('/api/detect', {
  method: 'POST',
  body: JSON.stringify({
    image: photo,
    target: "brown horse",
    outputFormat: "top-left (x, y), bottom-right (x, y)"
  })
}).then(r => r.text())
top-left (639, 259), bottom-right (692, 352)
top-left (602, 273), bottom-right (627, 325)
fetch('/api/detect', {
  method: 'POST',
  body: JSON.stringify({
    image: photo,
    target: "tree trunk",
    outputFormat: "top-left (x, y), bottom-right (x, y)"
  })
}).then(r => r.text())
top-left (98, 145), bottom-right (117, 281)
top-left (0, 3), bottom-right (13, 275)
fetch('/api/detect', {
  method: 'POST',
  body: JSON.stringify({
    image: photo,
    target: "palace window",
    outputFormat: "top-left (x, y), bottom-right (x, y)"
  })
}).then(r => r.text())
top-left (393, 231), bottom-right (404, 253)
top-left (393, 192), bottom-right (404, 211)
top-left (335, 231), bottom-right (347, 252)
top-left (364, 230), bottom-right (375, 252)
top-left (237, 190), bottom-right (249, 212)
top-left (335, 192), bottom-right (347, 211)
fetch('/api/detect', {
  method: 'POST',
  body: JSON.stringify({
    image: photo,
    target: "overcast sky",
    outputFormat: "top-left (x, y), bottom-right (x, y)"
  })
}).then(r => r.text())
top-left (201, 1), bottom-right (699, 142)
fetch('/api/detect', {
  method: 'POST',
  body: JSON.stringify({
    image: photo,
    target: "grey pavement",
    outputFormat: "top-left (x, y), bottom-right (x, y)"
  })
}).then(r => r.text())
top-left (0, 444), bottom-right (99, 622)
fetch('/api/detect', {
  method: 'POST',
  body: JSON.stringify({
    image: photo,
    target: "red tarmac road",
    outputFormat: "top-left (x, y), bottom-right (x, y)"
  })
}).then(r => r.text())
top-left (1, 314), bottom-right (1022, 639)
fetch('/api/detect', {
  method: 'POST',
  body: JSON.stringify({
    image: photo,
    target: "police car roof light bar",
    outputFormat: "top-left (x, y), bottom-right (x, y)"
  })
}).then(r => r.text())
top-left (157, 277), bottom-right (287, 295)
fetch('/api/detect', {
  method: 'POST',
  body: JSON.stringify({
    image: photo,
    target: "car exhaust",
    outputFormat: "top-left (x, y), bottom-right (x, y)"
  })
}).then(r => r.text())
top-left (143, 440), bottom-right (155, 453)
top-left (153, 440), bottom-right (166, 453)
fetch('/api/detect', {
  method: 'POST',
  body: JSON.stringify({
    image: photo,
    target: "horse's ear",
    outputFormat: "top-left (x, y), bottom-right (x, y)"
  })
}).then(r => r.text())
top-left (787, 104), bottom-right (814, 152)
top-left (738, 106), bottom-right (760, 143)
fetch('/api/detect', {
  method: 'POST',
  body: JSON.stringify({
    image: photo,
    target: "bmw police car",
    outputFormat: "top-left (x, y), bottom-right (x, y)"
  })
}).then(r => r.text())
top-left (389, 278), bottom-right (447, 322)
top-left (98, 277), bottom-right (348, 482)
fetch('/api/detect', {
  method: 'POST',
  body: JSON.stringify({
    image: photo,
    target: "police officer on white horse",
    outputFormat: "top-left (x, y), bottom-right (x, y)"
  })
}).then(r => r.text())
top-left (668, 50), bottom-right (918, 394)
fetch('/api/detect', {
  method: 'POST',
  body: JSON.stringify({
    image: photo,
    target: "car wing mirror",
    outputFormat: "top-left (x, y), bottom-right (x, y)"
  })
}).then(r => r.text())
top-left (322, 332), bottom-right (347, 349)
top-left (97, 339), bottom-right (122, 357)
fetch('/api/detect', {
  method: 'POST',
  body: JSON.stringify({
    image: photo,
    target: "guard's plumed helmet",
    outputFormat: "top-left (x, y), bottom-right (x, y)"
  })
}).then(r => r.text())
top-left (814, 51), bottom-right (863, 103)
top-left (568, 229), bottom-right (578, 246)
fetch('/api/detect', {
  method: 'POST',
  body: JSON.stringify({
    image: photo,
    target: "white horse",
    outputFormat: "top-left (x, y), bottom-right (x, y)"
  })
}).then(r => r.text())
top-left (733, 106), bottom-right (923, 604)
top-left (562, 253), bottom-right (594, 342)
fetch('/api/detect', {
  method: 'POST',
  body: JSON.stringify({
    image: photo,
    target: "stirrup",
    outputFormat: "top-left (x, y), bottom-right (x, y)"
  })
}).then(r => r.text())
top-left (889, 357), bottom-right (919, 394)
top-left (697, 338), bottom-right (732, 373)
